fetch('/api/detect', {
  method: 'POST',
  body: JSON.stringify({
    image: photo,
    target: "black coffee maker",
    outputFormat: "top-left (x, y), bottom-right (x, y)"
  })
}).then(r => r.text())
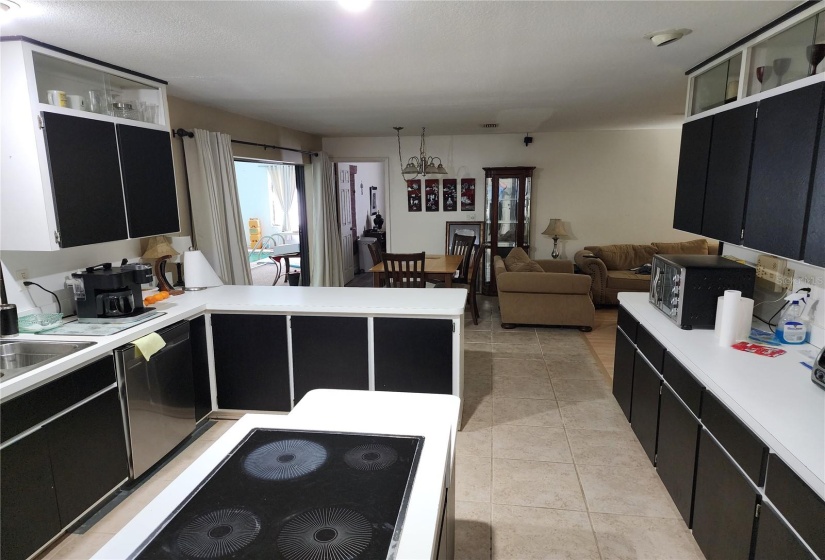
top-left (71, 261), bottom-right (153, 322)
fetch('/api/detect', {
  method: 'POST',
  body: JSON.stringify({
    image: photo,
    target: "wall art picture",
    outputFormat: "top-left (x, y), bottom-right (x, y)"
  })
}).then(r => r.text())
top-left (443, 179), bottom-right (457, 211)
top-left (425, 179), bottom-right (440, 212)
top-left (461, 178), bottom-right (476, 211)
top-left (407, 179), bottom-right (422, 212)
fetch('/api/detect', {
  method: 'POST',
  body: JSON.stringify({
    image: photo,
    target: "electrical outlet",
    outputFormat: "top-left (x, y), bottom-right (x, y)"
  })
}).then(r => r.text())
top-left (756, 256), bottom-right (787, 290)
top-left (782, 268), bottom-right (795, 290)
top-left (15, 268), bottom-right (29, 280)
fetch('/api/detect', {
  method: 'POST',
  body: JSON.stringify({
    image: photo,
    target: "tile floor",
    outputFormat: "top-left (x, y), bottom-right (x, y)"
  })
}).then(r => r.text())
top-left (37, 296), bottom-right (705, 560)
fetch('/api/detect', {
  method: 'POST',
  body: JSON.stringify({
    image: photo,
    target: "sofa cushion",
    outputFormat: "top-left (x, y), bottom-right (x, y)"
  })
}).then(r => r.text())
top-left (606, 270), bottom-right (651, 291)
top-left (653, 239), bottom-right (709, 255)
top-left (509, 260), bottom-right (545, 273)
top-left (504, 247), bottom-right (531, 270)
top-left (591, 244), bottom-right (657, 270)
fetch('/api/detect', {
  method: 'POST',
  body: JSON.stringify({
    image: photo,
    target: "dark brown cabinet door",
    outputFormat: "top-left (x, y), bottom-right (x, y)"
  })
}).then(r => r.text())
top-left (46, 387), bottom-right (129, 527)
top-left (673, 116), bottom-right (713, 235)
top-left (745, 83), bottom-right (825, 259)
top-left (116, 124), bottom-right (180, 238)
top-left (0, 429), bottom-right (61, 560)
top-left (693, 430), bottom-right (760, 560)
top-left (42, 112), bottom-right (128, 247)
top-left (804, 106), bottom-right (825, 267)
top-left (753, 503), bottom-right (816, 560)
top-left (629, 352), bottom-right (662, 464)
top-left (212, 314), bottom-right (291, 411)
top-left (701, 103), bottom-right (757, 244)
top-left (656, 385), bottom-right (701, 526)
top-left (612, 328), bottom-right (636, 421)
top-left (291, 316), bottom-right (369, 403)
top-left (374, 318), bottom-right (453, 394)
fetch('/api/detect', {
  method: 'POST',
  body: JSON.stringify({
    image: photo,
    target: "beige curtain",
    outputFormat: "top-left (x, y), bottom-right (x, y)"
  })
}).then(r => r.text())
top-left (183, 129), bottom-right (252, 285)
top-left (307, 152), bottom-right (344, 286)
top-left (267, 164), bottom-right (296, 232)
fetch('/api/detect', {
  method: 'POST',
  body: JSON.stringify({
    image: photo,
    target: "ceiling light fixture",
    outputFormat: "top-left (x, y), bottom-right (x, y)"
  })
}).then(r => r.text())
top-left (338, 0), bottom-right (371, 13)
top-left (394, 126), bottom-right (447, 181)
top-left (645, 28), bottom-right (692, 47)
top-left (0, 0), bottom-right (20, 14)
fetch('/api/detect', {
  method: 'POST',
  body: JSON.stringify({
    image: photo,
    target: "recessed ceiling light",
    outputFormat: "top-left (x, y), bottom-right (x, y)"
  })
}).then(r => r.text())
top-left (644, 28), bottom-right (692, 47)
top-left (0, 0), bottom-right (20, 12)
top-left (339, 0), bottom-right (371, 13)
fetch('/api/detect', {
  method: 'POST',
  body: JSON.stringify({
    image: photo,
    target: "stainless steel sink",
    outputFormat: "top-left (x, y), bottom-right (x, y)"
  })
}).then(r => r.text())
top-left (0, 340), bottom-right (96, 380)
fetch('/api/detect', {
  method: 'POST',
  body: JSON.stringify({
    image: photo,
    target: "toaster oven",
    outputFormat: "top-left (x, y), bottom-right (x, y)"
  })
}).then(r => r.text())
top-left (649, 254), bottom-right (756, 329)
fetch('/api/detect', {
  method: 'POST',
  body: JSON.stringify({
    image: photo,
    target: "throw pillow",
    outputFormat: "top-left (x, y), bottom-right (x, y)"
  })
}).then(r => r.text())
top-left (504, 247), bottom-right (531, 270)
top-left (653, 239), bottom-right (709, 255)
top-left (508, 260), bottom-right (545, 273)
top-left (595, 244), bottom-right (658, 270)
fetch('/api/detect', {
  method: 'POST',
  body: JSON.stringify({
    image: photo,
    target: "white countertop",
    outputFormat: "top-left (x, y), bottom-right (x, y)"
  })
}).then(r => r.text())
top-left (619, 292), bottom-right (825, 500)
top-left (0, 286), bottom-right (467, 402)
top-left (93, 390), bottom-right (460, 560)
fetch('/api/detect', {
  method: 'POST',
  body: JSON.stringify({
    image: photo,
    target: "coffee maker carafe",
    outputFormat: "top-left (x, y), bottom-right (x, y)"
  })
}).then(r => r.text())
top-left (71, 262), bottom-right (153, 322)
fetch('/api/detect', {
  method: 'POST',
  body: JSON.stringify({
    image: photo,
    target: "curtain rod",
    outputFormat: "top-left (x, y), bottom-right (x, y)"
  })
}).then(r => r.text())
top-left (172, 128), bottom-right (319, 157)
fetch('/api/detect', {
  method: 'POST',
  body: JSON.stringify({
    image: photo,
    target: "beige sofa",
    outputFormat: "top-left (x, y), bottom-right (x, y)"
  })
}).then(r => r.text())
top-left (574, 238), bottom-right (718, 305)
top-left (493, 248), bottom-right (595, 331)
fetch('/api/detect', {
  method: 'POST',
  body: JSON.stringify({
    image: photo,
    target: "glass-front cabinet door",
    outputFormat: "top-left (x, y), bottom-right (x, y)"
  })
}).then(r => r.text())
top-left (482, 166), bottom-right (536, 295)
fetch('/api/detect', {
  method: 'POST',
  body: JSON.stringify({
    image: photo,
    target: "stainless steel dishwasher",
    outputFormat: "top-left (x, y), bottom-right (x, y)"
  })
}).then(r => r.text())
top-left (115, 320), bottom-right (196, 479)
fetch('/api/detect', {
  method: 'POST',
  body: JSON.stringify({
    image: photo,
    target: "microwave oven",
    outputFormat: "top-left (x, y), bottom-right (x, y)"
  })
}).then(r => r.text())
top-left (649, 254), bottom-right (756, 329)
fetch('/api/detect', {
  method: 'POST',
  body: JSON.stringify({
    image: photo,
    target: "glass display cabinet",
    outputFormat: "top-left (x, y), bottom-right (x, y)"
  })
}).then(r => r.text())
top-left (747, 14), bottom-right (821, 96)
top-left (690, 54), bottom-right (742, 115)
top-left (482, 166), bottom-right (535, 295)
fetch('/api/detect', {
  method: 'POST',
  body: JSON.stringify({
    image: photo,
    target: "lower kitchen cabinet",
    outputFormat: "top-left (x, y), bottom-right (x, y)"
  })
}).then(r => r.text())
top-left (753, 502), bottom-right (815, 560)
top-left (656, 385), bottom-right (701, 526)
top-left (190, 315), bottom-right (213, 422)
top-left (612, 327), bottom-right (636, 421)
top-left (46, 387), bottom-right (129, 527)
top-left (374, 318), bottom-right (453, 394)
top-left (211, 314), bottom-right (291, 411)
top-left (291, 316), bottom-right (369, 403)
top-left (0, 429), bottom-right (62, 560)
top-left (629, 351), bottom-right (662, 465)
top-left (693, 429), bottom-right (760, 560)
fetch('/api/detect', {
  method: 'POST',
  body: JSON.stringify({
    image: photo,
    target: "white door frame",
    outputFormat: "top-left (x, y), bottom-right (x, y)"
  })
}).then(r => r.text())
top-left (329, 157), bottom-right (391, 251)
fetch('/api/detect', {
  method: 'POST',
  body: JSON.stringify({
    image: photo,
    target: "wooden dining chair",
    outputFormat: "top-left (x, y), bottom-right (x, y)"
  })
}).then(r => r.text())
top-left (450, 233), bottom-right (476, 283)
top-left (463, 245), bottom-right (484, 324)
top-left (367, 241), bottom-right (385, 287)
top-left (382, 252), bottom-right (426, 288)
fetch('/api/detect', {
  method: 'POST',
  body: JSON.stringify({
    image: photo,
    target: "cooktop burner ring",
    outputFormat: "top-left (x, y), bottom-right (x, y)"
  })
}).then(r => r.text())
top-left (176, 507), bottom-right (261, 559)
top-left (243, 438), bottom-right (328, 481)
top-left (277, 506), bottom-right (374, 560)
top-left (344, 443), bottom-right (399, 471)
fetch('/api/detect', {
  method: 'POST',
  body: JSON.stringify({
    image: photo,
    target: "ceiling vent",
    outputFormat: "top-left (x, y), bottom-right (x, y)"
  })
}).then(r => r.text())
top-left (481, 123), bottom-right (498, 128)
top-left (645, 28), bottom-right (692, 47)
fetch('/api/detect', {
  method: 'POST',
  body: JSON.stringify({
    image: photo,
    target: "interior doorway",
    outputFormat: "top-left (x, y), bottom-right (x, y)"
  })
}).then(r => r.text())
top-left (234, 159), bottom-right (309, 286)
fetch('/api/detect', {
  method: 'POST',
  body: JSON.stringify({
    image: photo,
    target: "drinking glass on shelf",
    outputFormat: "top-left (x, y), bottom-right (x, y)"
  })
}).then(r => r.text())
top-left (807, 44), bottom-right (825, 76)
top-left (142, 103), bottom-right (159, 124)
top-left (772, 58), bottom-right (791, 86)
top-left (755, 66), bottom-right (772, 92)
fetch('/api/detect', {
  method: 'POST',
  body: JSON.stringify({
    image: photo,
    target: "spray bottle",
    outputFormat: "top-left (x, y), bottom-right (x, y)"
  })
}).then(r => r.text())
top-left (777, 292), bottom-right (810, 345)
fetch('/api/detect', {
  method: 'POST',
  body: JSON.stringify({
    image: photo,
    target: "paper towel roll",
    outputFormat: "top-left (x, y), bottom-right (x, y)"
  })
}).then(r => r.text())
top-left (737, 297), bottom-right (754, 340)
top-left (718, 290), bottom-right (741, 347)
top-left (183, 250), bottom-right (224, 289)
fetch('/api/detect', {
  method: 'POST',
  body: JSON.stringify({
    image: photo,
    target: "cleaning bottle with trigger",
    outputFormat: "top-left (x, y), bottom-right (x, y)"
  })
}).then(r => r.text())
top-left (777, 292), bottom-right (810, 345)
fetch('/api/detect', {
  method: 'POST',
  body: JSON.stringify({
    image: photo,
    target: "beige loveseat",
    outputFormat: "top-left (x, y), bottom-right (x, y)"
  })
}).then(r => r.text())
top-left (493, 248), bottom-right (595, 331)
top-left (574, 238), bottom-right (718, 305)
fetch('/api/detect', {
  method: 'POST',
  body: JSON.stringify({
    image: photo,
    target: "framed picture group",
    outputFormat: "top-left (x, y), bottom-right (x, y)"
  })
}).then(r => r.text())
top-left (407, 178), bottom-right (475, 212)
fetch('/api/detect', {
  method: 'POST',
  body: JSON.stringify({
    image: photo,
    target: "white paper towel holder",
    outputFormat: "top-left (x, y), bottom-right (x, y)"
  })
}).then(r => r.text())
top-left (182, 249), bottom-right (224, 291)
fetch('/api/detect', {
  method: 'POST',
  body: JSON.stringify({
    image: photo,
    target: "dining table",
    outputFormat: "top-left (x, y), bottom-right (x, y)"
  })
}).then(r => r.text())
top-left (368, 254), bottom-right (465, 287)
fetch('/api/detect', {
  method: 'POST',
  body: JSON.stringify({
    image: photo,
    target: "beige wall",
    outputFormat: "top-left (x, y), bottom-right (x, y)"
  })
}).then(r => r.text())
top-left (323, 129), bottom-right (700, 259)
top-left (167, 95), bottom-right (322, 236)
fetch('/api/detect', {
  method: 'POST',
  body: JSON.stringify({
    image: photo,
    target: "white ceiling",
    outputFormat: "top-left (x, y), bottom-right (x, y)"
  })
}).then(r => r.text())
top-left (2, 1), bottom-right (800, 137)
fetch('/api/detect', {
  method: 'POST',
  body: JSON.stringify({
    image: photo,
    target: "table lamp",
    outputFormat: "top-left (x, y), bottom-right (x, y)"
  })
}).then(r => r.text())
top-left (542, 219), bottom-right (569, 259)
top-left (142, 236), bottom-right (183, 294)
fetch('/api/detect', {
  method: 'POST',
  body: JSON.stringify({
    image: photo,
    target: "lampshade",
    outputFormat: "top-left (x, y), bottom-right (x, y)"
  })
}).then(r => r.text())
top-left (542, 219), bottom-right (569, 238)
top-left (403, 161), bottom-right (419, 175)
top-left (142, 236), bottom-right (179, 259)
top-left (182, 250), bottom-right (224, 290)
top-left (434, 163), bottom-right (448, 174)
top-left (424, 161), bottom-right (440, 174)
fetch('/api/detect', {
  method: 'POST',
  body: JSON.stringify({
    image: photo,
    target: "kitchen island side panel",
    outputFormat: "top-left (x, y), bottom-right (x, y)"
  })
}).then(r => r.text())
top-left (374, 318), bottom-right (453, 395)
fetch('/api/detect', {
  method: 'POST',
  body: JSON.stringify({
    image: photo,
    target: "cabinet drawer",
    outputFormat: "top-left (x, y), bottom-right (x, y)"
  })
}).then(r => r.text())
top-left (701, 391), bottom-right (768, 486)
top-left (754, 502), bottom-right (816, 560)
top-left (763, 454), bottom-right (825, 559)
top-left (636, 325), bottom-right (665, 373)
top-left (1, 355), bottom-right (116, 443)
top-left (617, 305), bottom-right (638, 342)
top-left (662, 353), bottom-right (703, 417)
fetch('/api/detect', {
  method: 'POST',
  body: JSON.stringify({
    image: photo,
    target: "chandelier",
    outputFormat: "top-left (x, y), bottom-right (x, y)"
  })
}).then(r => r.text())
top-left (394, 126), bottom-right (447, 180)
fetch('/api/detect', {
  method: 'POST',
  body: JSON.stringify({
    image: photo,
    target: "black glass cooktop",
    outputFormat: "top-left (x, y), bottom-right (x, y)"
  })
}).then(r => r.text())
top-left (132, 429), bottom-right (423, 560)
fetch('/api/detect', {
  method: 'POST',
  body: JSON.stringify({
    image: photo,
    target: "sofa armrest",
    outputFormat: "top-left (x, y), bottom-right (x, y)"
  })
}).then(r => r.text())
top-left (574, 249), bottom-right (609, 305)
top-left (535, 259), bottom-right (574, 274)
top-left (496, 271), bottom-right (592, 295)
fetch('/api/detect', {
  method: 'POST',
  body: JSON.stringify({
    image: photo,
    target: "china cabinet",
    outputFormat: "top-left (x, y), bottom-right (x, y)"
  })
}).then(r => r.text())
top-left (481, 166), bottom-right (535, 295)
top-left (0, 37), bottom-right (179, 250)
